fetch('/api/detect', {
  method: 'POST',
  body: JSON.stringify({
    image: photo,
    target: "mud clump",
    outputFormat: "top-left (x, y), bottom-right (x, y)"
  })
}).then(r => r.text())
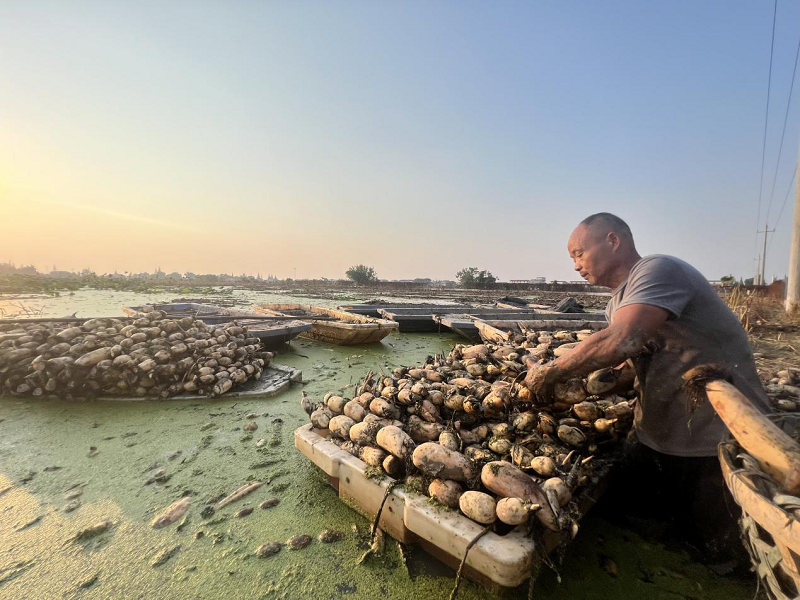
top-left (255, 542), bottom-right (282, 558)
top-left (318, 530), bottom-right (344, 543)
top-left (286, 534), bottom-right (312, 550)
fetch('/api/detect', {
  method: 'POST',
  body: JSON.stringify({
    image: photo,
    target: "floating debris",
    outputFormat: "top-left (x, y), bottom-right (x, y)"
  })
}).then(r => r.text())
top-left (286, 534), bottom-right (312, 550)
top-left (64, 500), bottom-right (81, 513)
top-left (176, 516), bottom-right (190, 532)
top-left (214, 482), bottom-right (263, 510)
top-left (72, 520), bottom-right (114, 543)
top-left (254, 542), bottom-right (282, 558)
top-left (64, 489), bottom-right (83, 501)
top-left (15, 515), bottom-right (43, 531)
top-left (234, 507), bottom-right (253, 518)
top-left (151, 497), bottom-right (191, 529)
top-left (145, 468), bottom-right (167, 485)
top-left (259, 498), bottom-right (280, 509)
top-left (76, 572), bottom-right (99, 589)
top-left (243, 422), bottom-right (258, 432)
top-left (318, 530), bottom-right (344, 543)
top-left (151, 545), bottom-right (181, 567)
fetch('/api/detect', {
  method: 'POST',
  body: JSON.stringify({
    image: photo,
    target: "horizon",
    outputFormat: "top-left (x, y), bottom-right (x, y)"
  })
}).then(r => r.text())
top-left (0, 260), bottom-right (760, 284)
top-left (3, 1), bottom-right (800, 283)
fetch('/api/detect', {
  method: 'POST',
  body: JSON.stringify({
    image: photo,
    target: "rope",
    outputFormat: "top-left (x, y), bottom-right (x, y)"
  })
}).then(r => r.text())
top-left (448, 524), bottom-right (493, 600)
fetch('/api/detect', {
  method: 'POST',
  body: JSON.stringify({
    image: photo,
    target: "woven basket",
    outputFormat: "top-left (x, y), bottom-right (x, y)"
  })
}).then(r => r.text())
top-left (719, 413), bottom-right (800, 600)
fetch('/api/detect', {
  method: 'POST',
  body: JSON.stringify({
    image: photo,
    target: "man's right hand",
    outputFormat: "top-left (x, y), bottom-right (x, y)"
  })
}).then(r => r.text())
top-left (524, 363), bottom-right (561, 403)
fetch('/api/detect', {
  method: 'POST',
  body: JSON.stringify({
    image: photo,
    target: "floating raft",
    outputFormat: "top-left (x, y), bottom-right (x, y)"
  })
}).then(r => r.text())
top-left (122, 303), bottom-right (312, 348)
top-left (375, 306), bottom-right (510, 333)
top-left (339, 303), bottom-right (472, 319)
top-left (252, 304), bottom-right (398, 345)
top-left (434, 311), bottom-right (544, 340)
top-left (295, 424), bottom-right (611, 591)
top-left (475, 317), bottom-right (608, 344)
top-left (436, 312), bottom-right (607, 341)
top-left (101, 364), bottom-right (302, 401)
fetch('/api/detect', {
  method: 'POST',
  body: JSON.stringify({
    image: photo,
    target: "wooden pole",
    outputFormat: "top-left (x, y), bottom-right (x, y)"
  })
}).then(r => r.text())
top-left (758, 222), bottom-right (775, 286)
top-left (704, 379), bottom-right (800, 495)
top-left (786, 138), bottom-right (800, 311)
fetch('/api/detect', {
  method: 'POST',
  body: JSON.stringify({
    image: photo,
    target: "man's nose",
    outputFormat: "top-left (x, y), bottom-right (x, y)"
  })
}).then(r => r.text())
top-left (573, 260), bottom-right (581, 272)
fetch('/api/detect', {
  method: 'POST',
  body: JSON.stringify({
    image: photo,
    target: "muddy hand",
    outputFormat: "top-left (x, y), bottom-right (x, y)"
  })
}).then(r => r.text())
top-left (524, 364), bottom-right (559, 404)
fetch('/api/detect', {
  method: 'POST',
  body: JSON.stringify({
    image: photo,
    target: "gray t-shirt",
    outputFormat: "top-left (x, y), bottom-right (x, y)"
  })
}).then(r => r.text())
top-left (606, 254), bottom-right (771, 457)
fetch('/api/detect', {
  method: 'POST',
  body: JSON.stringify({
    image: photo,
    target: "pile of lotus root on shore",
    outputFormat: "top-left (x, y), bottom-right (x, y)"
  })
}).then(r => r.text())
top-left (0, 309), bottom-right (271, 399)
top-left (764, 368), bottom-right (800, 412)
top-left (303, 330), bottom-right (636, 534)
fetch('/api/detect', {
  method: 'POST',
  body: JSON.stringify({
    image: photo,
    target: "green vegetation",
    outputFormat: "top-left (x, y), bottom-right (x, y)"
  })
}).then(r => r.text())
top-left (456, 267), bottom-right (497, 287)
top-left (0, 275), bottom-right (83, 294)
top-left (346, 264), bottom-right (378, 284)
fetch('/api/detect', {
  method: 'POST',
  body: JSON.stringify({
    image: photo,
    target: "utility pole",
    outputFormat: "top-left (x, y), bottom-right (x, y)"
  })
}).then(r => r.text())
top-left (787, 138), bottom-right (800, 311)
top-left (758, 222), bottom-right (775, 285)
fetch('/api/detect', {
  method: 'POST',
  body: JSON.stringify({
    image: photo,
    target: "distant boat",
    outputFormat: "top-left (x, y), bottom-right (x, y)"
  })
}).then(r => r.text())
top-left (433, 311), bottom-right (543, 341)
top-left (252, 303), bottom-right (398, 345)
top-left (338, 303), bottom-right (472, 319)
top-left (374, 306), bottom-right (481, 333)
top-left (474, 316), bottom-right (607, 344)
top-left (121, 302), bottom-right (312, 347)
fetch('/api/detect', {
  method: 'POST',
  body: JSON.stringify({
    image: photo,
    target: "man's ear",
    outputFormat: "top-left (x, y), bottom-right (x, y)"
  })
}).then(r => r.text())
top-left (607, 232), bottom-right (620, 248)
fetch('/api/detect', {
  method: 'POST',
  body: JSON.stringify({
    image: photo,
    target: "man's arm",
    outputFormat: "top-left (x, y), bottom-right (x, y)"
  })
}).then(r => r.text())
top-left (525, 304), bottom-right (671, 399)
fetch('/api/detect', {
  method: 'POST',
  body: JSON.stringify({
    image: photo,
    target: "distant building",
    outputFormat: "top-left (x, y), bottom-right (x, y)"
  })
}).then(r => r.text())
top-left (510, 277), bottom-right (546, 284)
top-left (568, 280), bottom-right (590, 285)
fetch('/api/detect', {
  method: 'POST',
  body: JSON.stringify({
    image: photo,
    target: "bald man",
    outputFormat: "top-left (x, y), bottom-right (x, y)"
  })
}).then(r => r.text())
top-left (526, 212), bottom-right (771, 570)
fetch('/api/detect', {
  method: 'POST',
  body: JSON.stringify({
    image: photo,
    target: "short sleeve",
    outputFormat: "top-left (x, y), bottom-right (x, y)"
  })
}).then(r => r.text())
top-left (615, 256), bottom-right (693, 319)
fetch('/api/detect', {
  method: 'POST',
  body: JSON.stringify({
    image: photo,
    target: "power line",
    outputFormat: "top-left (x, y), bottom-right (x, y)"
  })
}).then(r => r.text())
top-left (767, 164), bottom-right (797, 254)
top-left (766, 32), bottom-right (800, 226)
top-left (754, 0), bottom-right (779, 276)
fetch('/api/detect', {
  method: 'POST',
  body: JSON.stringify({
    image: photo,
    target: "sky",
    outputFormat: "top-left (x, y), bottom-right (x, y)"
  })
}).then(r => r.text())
top-left (2, 0), bottom-right (800, 282)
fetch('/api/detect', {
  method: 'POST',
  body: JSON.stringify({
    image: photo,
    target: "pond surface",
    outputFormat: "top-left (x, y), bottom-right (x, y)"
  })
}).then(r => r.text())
top-left (0, 290), bottom-right (756, 599)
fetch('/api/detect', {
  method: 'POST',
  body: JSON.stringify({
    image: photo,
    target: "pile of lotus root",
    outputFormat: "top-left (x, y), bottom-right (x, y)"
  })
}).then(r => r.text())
top-left (303, 330), bottom-right (635, 533)
top-left (0, 310), bottom-right (271, 399)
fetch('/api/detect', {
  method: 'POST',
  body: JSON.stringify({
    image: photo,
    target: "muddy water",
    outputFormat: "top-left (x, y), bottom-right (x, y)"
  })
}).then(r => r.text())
top-left (0, 291), bottom-right (756, 599)
top-left (0, 288), bottom-right (468, 319)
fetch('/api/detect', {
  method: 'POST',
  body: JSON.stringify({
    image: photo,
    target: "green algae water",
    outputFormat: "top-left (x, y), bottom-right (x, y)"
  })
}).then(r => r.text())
top-left (0, 291), bottom-right (757, 599)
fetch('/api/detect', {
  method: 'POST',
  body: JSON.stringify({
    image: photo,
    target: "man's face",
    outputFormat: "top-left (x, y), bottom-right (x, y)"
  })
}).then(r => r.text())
top-left (567, 224), bottom-right (617, 286)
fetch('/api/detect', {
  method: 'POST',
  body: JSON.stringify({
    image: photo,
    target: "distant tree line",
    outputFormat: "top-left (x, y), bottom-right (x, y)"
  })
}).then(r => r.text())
top-left (456, 267), bottom-right (496, 287)
top-left (345, 264), bottom-right (378, 284)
